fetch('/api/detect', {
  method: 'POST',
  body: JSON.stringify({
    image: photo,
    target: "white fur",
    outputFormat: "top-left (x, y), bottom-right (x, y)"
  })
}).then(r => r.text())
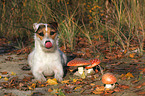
top-left (28, 24), bottom-right (67, 82)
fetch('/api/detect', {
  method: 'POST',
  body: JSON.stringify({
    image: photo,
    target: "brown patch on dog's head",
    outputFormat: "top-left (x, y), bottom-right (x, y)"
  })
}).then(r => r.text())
top-left (34, 22), bottom-right (58, 40)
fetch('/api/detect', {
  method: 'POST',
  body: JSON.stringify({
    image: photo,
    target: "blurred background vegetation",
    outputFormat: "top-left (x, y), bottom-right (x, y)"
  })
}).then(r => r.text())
top-left (0, 0), bottom-right (144, 57)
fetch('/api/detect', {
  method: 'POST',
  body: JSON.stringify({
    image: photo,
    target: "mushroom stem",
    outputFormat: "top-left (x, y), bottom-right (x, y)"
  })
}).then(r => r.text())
top-left (104, 84), bottom-right (115, 89)
top-left (78, 67), bottom-right (84, 74)
top-left (87, 68), bottom-right (94, 73)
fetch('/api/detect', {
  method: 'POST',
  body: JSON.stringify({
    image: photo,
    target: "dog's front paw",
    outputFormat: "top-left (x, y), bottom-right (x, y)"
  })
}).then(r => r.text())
top-left (55, 75), bottom-right (63, 82)
top-left (33, 72), bottom-right (47, 82)
top-left (39, 76), bottom-right (47, 82)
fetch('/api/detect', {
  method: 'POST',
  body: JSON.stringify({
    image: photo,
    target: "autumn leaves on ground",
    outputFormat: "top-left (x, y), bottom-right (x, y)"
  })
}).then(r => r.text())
top-left (0, 35), bottom-right (145, 96)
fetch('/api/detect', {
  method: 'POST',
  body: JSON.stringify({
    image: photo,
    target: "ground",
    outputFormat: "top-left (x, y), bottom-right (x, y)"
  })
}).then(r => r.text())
top-left (0, 51), bottom-right (145, 96)
top-left (0, 38), bottom-right (145, 96)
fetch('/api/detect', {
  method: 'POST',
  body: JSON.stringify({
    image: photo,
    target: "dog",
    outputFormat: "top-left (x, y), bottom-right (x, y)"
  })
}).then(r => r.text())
top-left (28, 22), bottom-right (67, 82)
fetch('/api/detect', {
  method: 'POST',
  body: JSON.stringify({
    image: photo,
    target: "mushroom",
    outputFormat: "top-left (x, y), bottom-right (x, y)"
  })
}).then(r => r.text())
top-left (102, 73), bottom-right (117, 89)
top-left (86, 59), bottom-right (103, 75)
top-left (67, 58), bottom-right (91, 76)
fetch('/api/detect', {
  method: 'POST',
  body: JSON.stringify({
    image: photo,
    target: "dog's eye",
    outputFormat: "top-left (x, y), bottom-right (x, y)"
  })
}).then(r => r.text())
top-left (38, 32), bottom-right (44, 36)
top-left (50, 31), bottom-right (56, 35)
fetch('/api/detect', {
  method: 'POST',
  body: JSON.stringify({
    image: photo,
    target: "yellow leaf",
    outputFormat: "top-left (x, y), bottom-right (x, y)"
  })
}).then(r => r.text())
top-left (129, 53), bottom-right (135, 58)
top-left (0, 76), bottom-right (1, 79)
top-left (28, 86), bottom-right (33, 90)
top-left (74, 86), bottom-right (82, 90)
top-left (61, 80), bottom-right (69, 84)
top-left (124, 50), bottom-right (127, 54)
top-left (46, 78), bottom-right (58, 85)
top-left (11, 72), bottom-right (16, 76)
top-left (31, 83), bottom-right (36, 88)
top-left (125, 72), bottom-right (134, 78)
top-left (81, 71), bottom-right (86, 79)
top-left (90, 83), bottom-right (95, 86)
top-left (73, 79), bottom-right (77, 83)
top-left (4, 77), bottom-right (8, 81)
top-left (41, 84), bottom-right (45, 87)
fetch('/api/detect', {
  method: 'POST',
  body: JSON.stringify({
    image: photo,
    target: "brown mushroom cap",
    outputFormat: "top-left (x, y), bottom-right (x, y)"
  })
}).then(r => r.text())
top-left (67, 58), bottom-right (91, 66)
top-left (102, 73), bottom-right (117, 84)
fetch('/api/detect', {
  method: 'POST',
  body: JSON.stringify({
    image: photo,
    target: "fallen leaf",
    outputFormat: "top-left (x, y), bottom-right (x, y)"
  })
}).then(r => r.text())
top-left (28, 86), bottom-right (33, 90)
top-left (22, 76), bottom-right (33, 82)
top-left (1, 71), bottom-right (8, 75)
top-left (92, 91), bottom-right (103, 94)
top-left (95, 86), bottom-right (105, 92)
top-left (46, 78), bottom-right (58, 85)
top-left (48, 88), bottom-right (53, 92)
top-left (4, 77), bottom-right (9, 81)
top-left (61, 80), bottom-right (69, 84)
top-left (31, 83), bottom-right (36, 88)
top-left (90, 83), bottom-right (95, 86)
top-left (129, 53), bottom-right (135, 58)
top-left (138, 91), bottom-right (145, 95)
top-left (125, 72), bottom-right (134, 78)
top-left (131, 80), bottom-right (139, 84)
top-left (141, 68), bottom-right (145, 72)
top-left (119, 85), bottom-right (129, 89)
top-left (104, 90), bottom-right (114, 95)
top-left (134, 82), bottom-right (145, 88)
top-left (124, 50), bottom-right (127, 54)
top-left (74, 86), bottom-right (82, 90)
top-left (114, 87), bottom-right (123, 92)
top-left (134, 84), bottom-right (142, 88)
top-left (11, 72), bottom-right (16, 76)
top-left (72, 79), bottom-right (82, 83)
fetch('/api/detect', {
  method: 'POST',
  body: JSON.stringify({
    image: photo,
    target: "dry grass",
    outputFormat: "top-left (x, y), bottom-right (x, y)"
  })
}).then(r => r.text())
top-left (0, 0), bottom-right (144, 56)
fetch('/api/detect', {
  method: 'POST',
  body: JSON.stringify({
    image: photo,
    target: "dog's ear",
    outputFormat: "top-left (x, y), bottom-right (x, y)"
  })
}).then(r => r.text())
top-left (33, 23), bottom-right (40, 32)
top-left (49, 22), bottom-right (58, 29)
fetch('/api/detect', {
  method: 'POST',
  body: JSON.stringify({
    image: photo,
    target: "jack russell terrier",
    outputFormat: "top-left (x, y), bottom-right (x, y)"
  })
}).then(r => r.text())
top-left (28, 22), bottom-right (67, 82)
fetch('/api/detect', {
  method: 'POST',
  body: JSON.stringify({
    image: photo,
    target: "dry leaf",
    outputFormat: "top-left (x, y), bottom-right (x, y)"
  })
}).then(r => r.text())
top-left (48, 88), bottom-right (53, 92)
top-left (129, 53), bottom-right (135, 58)
top-left (138, 91), bottom-right (145, 95)
top-left (119, 85), bottom-right (129, 89)
top-left (92, 91), bottom-right (103, 94)
top-left (61, 80), bottom-right (69, 84)
top-left (90, 83), bottom-right (95, 86)
top-left (4, 77), bottom-right (9, 81)
top-left (1, 71), bottom-right (8, 75)
top-left (11, 72), bottom-right (16, 76)
top-left (74, 86), bottom-right (82, 90)
top-left (95, 86), bottom-right (105, 92)
top-left (104, 90), bottom-right (114, 95)
top-left (31, 83), bottom-right (36, 88)
top-left (134, 85), bottom-right (142, 88)
top-left (28, 86), bottom-right (32, 90)
top-left (131, 80), bottom-right (139, 84)
top-left (125, 72), bottom-right (134, 80)
top-left (46, 78), bottom-right (58, 85)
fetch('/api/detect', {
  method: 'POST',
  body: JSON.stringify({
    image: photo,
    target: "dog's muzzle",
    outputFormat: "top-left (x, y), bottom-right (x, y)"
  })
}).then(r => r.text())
top-left (45, 41), bottom-right (53, 49)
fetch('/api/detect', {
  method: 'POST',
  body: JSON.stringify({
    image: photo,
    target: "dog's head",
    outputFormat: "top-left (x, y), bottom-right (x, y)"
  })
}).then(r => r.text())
top-left (33, 22), bottom-right (58, 52)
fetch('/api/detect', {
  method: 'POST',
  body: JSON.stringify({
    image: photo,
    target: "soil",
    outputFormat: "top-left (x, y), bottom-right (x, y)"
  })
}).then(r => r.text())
top-left (0, 48), bottom-right (145, 96)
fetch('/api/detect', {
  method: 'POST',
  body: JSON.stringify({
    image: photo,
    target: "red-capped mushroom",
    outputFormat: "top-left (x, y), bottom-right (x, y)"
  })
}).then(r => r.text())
top-left (85, 59), bottom-right (101, 69)
top-left (102, 73), bottom-right (117, 89)
top-left (67, 58), bottom-right (91, 75)
top-left (85, 59), bottom-right (103, 75)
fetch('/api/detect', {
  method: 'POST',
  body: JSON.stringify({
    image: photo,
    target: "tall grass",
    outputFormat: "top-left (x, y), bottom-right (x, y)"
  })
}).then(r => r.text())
top-left (0, 0), bottom-right (144, 56)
